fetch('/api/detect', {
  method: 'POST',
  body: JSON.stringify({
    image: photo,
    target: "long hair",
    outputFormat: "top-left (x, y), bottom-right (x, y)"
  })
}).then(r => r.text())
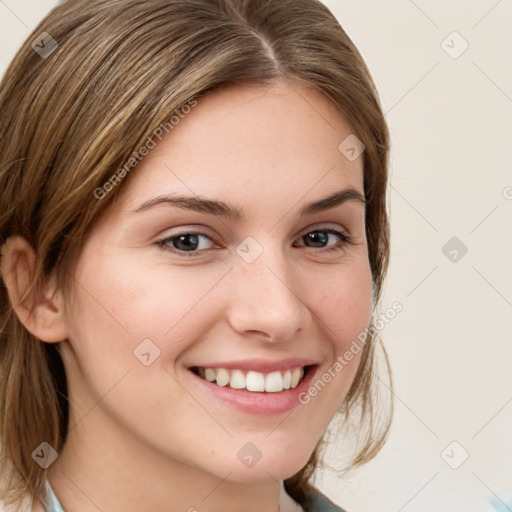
top-left (0, 0), bottom-right (392, 508)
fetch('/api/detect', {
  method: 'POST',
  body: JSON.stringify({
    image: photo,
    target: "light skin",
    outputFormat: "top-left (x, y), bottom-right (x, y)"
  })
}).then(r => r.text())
top-left (2, 79), bottom-right (372, 512)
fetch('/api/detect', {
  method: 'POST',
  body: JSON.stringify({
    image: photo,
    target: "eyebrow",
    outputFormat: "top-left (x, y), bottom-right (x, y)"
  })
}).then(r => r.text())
top-left (130, 187), bottom-right (366, 220)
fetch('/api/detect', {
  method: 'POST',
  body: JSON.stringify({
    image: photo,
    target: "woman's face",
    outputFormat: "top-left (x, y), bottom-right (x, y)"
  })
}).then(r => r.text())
top-left (59, 79), bottom-right (373, 483)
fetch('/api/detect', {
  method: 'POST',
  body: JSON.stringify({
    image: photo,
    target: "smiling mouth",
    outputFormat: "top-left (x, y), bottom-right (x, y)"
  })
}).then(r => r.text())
top-left (190, 365), bottom-right (315, 393)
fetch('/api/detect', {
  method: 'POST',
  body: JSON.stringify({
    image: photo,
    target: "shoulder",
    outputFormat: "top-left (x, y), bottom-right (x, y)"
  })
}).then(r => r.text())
top-left (301, 483), bottom-right (348, 512)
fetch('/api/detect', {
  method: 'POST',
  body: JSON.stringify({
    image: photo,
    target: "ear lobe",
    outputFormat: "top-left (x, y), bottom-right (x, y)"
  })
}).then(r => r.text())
top-left (1, 235), bottom-right (69, 343)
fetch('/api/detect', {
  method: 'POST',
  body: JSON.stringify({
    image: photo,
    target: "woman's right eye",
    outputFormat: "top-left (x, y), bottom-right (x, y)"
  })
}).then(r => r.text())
top-left (157, 232), bottom-right (216, 256)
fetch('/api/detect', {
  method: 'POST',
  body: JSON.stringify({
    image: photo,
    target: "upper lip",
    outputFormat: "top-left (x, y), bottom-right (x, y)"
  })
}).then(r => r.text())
top-left (188, 358), bottom-right (319, 374)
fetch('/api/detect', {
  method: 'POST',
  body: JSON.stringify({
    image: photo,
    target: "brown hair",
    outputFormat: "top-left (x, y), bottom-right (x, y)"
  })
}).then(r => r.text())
top-left (0, 0), bottom-right (392, 508)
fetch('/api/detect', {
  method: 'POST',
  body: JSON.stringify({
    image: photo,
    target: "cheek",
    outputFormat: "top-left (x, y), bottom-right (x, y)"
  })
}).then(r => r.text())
top-left (66, 249), bottom-right (226, 367)
top-left (308, 262), bottom-right (373, 354)
top-left (292, 261), bottom-right (373, 431)
top-left (62, 253), bottom-right (214, 428)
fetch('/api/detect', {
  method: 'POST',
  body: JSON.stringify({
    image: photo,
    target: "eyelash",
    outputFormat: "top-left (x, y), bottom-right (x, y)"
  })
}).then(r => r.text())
top-left (156, 228), bottom-right (354, 257)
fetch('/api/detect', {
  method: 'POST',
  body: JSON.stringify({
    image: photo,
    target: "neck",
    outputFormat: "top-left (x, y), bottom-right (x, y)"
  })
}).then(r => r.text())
top-left (46, 407), bottom-right (281, 512)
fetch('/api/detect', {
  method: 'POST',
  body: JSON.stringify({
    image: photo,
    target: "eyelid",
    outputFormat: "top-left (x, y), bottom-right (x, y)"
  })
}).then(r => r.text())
top-left (157, 225), bottom-right (219, 243)
top-left (297, 221), bottom-right (352, 238)
top-left (158, 222), bottom-right (351, 243)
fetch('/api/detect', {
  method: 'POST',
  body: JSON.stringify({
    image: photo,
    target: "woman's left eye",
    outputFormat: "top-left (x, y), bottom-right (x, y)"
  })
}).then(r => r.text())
top-left (156, 228), bottom-right (353, 256)
top-left (294, 228), bottom-right (354, 252)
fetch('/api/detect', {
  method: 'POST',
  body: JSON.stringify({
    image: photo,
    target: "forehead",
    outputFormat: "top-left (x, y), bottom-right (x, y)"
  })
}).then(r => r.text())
top-left (109, 80), bottom-right (364, 220)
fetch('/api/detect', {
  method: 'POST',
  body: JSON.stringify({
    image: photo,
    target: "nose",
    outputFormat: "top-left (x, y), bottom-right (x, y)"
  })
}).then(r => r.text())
top-left (226, 245), bottom-right (311, 343)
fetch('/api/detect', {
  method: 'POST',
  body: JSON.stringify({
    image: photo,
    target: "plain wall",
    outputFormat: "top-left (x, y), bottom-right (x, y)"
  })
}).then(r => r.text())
top-left (1, 1), bottom-right (511, 511)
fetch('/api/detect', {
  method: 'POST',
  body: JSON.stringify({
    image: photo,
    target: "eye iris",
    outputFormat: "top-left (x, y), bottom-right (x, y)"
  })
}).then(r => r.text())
top-left (306, 231), bottom-right (328, 247)
top-left (173, 234), bottom-right (199, 251)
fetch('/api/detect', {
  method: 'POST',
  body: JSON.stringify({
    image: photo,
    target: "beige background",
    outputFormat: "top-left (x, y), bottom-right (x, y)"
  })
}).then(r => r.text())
top-left (1, 1), bottom-right (511, 511)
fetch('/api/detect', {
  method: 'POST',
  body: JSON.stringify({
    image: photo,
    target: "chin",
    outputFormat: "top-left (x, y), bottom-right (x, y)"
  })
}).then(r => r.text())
top-left (211, 449), bottom-right (313, 484)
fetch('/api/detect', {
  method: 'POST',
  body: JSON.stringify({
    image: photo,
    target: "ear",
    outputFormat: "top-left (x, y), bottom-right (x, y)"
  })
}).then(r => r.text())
top-left (0, 235), bottom-right (69, 343)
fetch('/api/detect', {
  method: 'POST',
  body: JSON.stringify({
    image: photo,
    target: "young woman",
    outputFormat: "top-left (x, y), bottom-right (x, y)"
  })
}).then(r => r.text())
top-left (0, 1), bottom-right (392, 510)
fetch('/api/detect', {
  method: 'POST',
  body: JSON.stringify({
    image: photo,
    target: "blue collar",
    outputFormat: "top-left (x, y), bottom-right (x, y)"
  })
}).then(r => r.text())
top-left (44, 481), bottom-right (65, 512)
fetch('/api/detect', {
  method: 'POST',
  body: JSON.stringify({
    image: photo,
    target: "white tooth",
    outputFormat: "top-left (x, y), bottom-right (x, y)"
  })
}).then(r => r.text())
top-left (230, 369), bottom-right (246, 389)
top-left (215, 368), bottom-right (230, 387)
top-left (204, 368), bottom-right (216, 382)
top-left (290, 367), bottom-right (302, 388)
top-left (282, 370), bottom-right (292, 389)
top-left (246, 371), bottom-right (265, 392)
top-left (265, 371), bottom-right (284, 393)
top-left (202, 366), bottom-right (305, 392)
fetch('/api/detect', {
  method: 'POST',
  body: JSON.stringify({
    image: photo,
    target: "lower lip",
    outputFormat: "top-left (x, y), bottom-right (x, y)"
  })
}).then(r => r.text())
top-left (187, 365), bottom-right (319, 416)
